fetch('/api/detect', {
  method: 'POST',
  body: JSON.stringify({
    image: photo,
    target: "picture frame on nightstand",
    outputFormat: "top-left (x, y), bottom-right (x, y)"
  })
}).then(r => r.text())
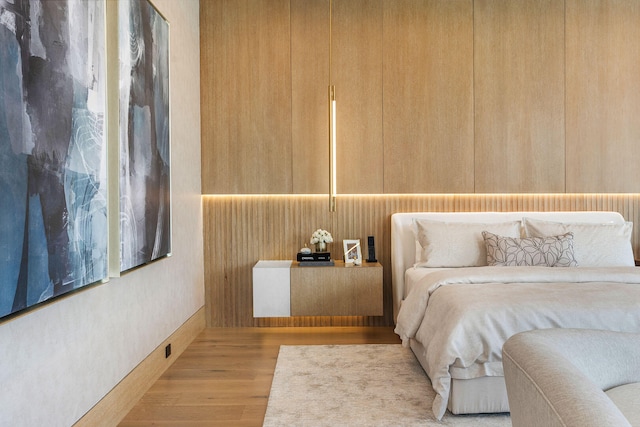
top-left (343, 239), bottom-right (362, 265)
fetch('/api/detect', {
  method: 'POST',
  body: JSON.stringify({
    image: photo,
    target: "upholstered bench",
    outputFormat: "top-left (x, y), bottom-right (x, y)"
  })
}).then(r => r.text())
top-left (502, 328), bottom-right (640, 427)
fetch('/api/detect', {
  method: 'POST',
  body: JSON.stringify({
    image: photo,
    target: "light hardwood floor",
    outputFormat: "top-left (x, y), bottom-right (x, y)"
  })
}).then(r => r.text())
top-left (119, 327), bottom-right (401, 426)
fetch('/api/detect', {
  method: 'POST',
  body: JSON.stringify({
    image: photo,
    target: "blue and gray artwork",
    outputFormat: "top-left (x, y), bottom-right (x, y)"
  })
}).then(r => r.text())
top-left (0, 0), bottom-right (107, 319)
top-left (119, 0), bottom-right (171, 272)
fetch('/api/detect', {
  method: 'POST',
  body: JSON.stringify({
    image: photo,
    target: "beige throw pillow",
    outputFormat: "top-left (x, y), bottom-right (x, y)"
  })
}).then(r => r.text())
top-left (413, 219), bottom-right (522, 267)
top-left (523, 217), bottom-right (634, 267)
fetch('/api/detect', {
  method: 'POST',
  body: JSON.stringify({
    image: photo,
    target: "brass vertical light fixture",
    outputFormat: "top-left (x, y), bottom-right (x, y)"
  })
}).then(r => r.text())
top-left (328, 0), bottom-right (337, 212)
top-left (329, 85), bottom-right (337, 212)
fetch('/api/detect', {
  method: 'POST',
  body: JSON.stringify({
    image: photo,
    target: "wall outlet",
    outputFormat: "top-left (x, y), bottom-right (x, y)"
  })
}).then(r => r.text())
top-left (165, 343), bottom-right (171, 358)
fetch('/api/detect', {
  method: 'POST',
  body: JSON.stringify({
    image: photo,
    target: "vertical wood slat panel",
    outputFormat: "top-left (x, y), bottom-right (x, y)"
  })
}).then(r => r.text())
top-left (332, 0), bottom-right (384, 194)
top-left (474, 0), bottom-right (566, 193)
top-left (565, 0), bottom-right (640, 193)
top-left (200, 0), bottom-right (292, 194)
top-left (383, 0), bottom-right (474, 193)
top-left (291, 0), bottom-right (330, 194)
top-left (204, 194), bottom-right (640, 327)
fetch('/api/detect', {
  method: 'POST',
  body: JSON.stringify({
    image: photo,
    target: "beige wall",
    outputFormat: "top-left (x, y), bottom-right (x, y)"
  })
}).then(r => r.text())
top-left (0, 1), bottom-right (203, 425)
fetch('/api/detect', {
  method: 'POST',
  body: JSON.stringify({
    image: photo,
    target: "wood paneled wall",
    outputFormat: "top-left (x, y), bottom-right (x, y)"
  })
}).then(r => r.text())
top-left (333, 0), bottom-right (384, 194)
top-left (565, 0), bottom-right (640, 192)
top-left (200, 1), bottom-right (640, 327)
top-left (291, 0), bottom-right (329, 194)
top-left (200, 0), bottom-right (293, 193)
top-left (383, 0), bottom-right (474, 193)
top-left (474, 0), bottom-right (566, 192)
top-left (204, 194), bottom-right (640, 327)
top-left (201, 0), bottom-right (640, 195)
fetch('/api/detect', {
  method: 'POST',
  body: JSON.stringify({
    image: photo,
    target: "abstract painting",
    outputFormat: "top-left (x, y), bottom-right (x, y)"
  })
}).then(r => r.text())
top-left (0, 0), bottom-right (107, 319)
top-left (119, 0), bottom-right (171, 272)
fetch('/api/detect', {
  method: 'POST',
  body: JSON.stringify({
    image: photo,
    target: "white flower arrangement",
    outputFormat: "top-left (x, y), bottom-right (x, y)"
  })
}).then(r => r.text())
top-left (310, 228), bottom-right (333, 244)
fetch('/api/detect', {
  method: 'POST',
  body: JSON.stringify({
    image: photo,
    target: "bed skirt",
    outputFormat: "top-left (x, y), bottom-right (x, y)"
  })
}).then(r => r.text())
top-left (409, 339), bottom-right (510, 415)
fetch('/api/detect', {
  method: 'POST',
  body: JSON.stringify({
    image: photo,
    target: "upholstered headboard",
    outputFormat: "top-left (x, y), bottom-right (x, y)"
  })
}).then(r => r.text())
top-left (390, 211), bottom-right (627, 323)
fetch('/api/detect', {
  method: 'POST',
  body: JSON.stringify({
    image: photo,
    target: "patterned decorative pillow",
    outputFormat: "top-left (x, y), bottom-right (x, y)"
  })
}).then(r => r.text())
top-left (482, 231), bottom-right (578, 267)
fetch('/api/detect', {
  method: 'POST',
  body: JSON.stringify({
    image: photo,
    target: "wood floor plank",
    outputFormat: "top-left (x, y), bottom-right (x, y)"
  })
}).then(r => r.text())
top-left (119, 327), bottom-right (401, 426)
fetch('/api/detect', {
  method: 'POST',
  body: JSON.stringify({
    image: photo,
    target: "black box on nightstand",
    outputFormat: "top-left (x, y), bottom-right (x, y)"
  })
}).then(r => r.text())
top-left (296, 252), bottom-right (331, 262)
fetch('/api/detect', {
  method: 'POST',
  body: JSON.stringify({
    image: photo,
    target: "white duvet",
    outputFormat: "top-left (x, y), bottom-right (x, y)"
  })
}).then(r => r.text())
top-left (394, 266), bottom-right (640, 420)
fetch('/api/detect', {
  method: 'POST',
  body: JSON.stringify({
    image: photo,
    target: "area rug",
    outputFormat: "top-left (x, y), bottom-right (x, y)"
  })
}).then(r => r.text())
top-left (263, 344), bottom-right (511, 427)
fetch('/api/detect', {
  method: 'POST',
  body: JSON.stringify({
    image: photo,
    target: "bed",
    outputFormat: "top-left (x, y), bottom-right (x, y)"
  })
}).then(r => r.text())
top-left (391, 211), bottom-right (640, 420)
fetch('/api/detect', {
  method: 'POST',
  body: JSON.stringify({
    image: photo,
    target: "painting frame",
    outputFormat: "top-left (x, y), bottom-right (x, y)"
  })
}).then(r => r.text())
top-left (118, 0), bottom-right (172, 273)
top-left (0, 0), bottom-right (108, 321)
top-left (343, 239), bottom-right (363, 265)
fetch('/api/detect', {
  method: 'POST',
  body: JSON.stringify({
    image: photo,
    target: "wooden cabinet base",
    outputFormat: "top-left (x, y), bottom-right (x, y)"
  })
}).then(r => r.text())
top-left (290, 261), bottom-right (383, 316)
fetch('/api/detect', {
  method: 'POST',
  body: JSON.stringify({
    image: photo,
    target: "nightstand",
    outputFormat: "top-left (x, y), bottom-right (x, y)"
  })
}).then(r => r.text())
top-left (290, 260), bottom-right (383, 316)
top-left (252, 260), bottom-right (383, 317)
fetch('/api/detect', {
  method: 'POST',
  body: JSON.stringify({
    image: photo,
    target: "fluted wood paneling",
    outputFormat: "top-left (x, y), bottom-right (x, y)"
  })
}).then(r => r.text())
top-left (204, 194), bottom-right (640, 327)
top-left (474, 0), bottom-right (565, 193)
top-left (565, 0), bottom-right (640, 193)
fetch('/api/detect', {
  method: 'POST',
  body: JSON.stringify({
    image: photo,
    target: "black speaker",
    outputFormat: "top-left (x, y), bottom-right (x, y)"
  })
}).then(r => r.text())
top-left (366, 235), bottom-right (377, 263)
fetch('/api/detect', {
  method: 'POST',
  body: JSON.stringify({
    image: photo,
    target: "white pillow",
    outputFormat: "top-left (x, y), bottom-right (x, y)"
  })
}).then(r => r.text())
top-left (522, 217), bottom-right (634, 267)
top-left (413, 219), bottom-right (522, 267)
